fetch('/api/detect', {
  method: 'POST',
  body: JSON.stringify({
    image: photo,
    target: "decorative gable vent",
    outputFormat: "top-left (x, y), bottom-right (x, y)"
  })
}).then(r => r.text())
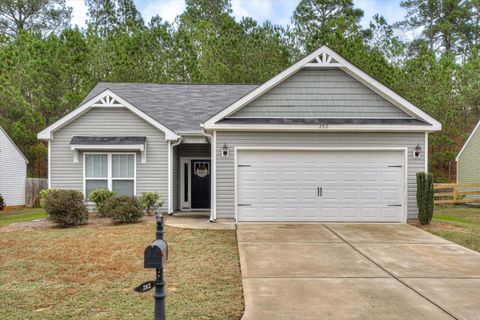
top-left (305, 52), bottom-right (341, 68)
top-left (92, 94), bottom-right (124, 107)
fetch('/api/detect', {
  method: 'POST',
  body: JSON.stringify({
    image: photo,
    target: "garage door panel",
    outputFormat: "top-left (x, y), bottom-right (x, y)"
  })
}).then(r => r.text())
top-left (237, 150), bottom-right (405, 222)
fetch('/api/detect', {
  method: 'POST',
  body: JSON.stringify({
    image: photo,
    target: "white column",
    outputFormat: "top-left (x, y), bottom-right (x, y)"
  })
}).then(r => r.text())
top-left (167, 141), bottom-right (172, 214)
top-left (47, 140), bottom-right (51, 189)
top-left (425, 132), bottom-right (428, 173)
top-left (210, 131), bottom-right (217, 221)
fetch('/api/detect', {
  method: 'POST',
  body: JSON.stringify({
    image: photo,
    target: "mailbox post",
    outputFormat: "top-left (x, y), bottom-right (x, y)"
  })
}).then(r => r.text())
top-left (136, 211), bottom-right (168, 320)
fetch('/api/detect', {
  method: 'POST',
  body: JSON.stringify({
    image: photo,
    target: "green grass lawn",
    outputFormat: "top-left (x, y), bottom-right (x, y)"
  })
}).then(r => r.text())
top-left (0, 220), bottom-right (243, 319)
top-left (0, 208), bottom-right (47, 226)
top-left (420, 206), bottom-right (480, 253)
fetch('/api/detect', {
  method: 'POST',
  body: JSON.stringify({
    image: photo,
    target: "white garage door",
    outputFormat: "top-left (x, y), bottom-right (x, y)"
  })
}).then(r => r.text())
top-left (237, 150), bottom-right (405, 222)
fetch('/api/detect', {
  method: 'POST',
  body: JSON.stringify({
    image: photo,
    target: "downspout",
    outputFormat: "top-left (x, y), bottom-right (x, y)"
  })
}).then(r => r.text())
top-left (201, 125), bottom-right (216, 222)
top-left (168, 136), bottom-right (182, 215)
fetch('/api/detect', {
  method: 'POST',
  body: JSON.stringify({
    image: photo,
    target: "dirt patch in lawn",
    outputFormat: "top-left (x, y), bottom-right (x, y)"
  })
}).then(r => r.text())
top-left (0, 221), bottom-right (243, 319)
top-left (413, 207), bottom-right (480, 253)
top-left (414, 220), bottom-right (469, 233)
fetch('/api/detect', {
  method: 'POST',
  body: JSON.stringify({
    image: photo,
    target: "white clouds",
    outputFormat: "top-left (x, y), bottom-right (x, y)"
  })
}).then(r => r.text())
top-left (66, 0), bottom-right (88, 29)
top-left (231, 0), bottom-right (297, 26)
top-left (354, 0), bottom-right (406, 27)
top-left (65, 0), bottom-right (408, 31)
top-left (137, 0), bottom-right (186, 24)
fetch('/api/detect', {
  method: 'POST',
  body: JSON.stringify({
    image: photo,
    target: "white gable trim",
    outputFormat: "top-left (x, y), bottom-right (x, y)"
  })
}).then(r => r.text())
top-left (0, 125), bottom-right (29, 163)
top-left (203, 46), bottom-right (441, 131)
top-left (456, 119), bottom-right (480, 161)
top-left (37, 90), bottom-right (179, 141)
top-left (201, 123), bottom-right (436, 132)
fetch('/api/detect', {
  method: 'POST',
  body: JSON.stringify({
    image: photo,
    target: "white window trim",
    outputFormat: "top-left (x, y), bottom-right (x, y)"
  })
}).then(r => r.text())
top-left (72, 144), bottom-right (146, 163)
top-left (83, 152), bottom-right (137, 200)
top-left (179, 157), bottom-right (211, 211)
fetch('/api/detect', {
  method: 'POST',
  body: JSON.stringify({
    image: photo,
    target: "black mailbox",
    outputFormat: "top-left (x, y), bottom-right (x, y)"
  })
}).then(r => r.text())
top-left (144, 239), bottom-right (168, 269)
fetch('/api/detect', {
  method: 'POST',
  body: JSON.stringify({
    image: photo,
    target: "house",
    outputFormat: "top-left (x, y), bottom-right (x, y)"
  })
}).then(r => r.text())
top-left (37, 46), bottom-right (441, 223)
top-left (456, 119), bottom-right (480, 194)
top-left (0, 125), bottom-right (28, 208)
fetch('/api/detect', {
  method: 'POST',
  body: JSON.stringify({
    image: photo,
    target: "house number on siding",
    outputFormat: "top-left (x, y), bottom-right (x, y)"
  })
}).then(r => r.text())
top-left (318, 123), bottom-right (329, 129)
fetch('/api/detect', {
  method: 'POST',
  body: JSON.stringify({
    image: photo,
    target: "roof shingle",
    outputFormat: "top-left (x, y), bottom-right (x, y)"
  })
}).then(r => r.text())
top-left (82, 83), bottom-right (259, 133)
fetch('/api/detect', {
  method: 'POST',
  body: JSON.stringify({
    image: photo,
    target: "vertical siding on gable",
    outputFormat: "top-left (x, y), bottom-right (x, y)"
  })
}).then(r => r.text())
top-left (229, 69), bottom-right (412, 119)
top-left (215, 131), bottom-right (425, 220)
top-left (0, 129), bottom-right (26, 206)
top-left (50, 107), bottom-right (168, 210)
top-left (458, 126), bottom-right (480, 198)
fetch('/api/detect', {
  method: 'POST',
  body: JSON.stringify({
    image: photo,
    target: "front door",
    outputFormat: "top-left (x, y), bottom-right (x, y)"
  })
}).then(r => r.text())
top-left (191, 160), bottom-right (211, 209)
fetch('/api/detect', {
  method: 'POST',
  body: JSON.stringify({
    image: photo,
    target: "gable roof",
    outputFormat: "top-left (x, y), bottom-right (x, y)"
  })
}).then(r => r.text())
top-left (203, 45), bottom-right (442, 131)
top-left (83, 83), bottom-right (258, 133)
top-left (456, 119), bottom-right (480, 161)
top-left (0, 125), bottom-right (29, 163)
top-left (38, 84), bottom-right (257, 140)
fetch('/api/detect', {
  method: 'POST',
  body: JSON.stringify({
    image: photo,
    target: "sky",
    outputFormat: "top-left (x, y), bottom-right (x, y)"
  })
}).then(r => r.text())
top-left (65, 0), bottom-right (407, 30)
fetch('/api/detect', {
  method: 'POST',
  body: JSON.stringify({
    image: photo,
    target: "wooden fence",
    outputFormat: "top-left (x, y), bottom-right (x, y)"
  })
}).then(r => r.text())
top-left (434, 183), bottom-right (480, 204)
top-left (25, 178), bottom-right (48, 208)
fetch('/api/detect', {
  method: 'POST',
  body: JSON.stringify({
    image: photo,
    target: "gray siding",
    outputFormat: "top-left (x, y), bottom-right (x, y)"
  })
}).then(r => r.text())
top-left (458, 123), bottom-right (480, 198)
top-left (215, 131), bottom-right (425, 220)
top-left (51, 107), bottom-right (168, 210)
top-left (173, 143), bottom-right (211, 210)
top-left (230, 69), bottom-right (412, 119)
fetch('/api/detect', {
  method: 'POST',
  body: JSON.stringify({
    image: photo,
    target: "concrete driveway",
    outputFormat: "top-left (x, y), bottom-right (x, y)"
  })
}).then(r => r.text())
top-left (237, 224), bottom-right (480, 320)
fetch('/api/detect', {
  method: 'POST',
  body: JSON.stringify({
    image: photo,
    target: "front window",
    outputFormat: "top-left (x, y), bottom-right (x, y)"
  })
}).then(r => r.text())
top-left (111, 154), bottom-right (135, 196)
top-left (84, 153), bottom-right (135, 199)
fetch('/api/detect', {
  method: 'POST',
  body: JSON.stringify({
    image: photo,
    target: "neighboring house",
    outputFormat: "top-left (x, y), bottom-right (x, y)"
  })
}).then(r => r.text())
top-left (456, 119), bottom-right (480, 194)
top-left (37, 46), bottom-right (441, 223)
top-left (0, 126), bottom-right (28, 207)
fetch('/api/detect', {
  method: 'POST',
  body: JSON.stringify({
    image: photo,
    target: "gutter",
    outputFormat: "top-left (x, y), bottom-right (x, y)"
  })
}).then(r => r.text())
top-left (168, 136), bottom-right (183, 215)
top-left (201, 125), bottom-right (216, 223)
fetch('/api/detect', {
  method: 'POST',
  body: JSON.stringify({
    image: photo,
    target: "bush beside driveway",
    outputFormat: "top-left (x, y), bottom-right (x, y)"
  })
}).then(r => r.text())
top-left (0, 218), bottom-right (243, 319)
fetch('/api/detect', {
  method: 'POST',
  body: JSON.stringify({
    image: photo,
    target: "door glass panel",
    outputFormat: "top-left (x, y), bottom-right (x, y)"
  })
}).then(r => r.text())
top-left (112, 180), bottom-right (134, 196)
top-left (184, 163), bottom-right (188, 202)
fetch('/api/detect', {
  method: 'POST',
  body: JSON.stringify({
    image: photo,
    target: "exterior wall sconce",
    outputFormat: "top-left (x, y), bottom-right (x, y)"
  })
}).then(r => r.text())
top-left (221, 142), bottom-right (229, 157)
top-left (414, 144), bottom-right (422, 158)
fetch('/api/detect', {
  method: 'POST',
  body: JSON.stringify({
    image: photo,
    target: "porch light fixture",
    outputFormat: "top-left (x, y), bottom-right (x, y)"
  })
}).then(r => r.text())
top-left (222, 142), bottom-right (229, 157)
top-left (414, 144), bottom-right (422, 158)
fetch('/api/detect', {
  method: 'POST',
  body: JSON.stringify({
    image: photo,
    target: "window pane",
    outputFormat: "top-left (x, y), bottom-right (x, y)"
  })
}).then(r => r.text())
top-left (85, 154), bottom-right (107, 178)
top-left (112, 180), bottom-right (134, 196)
top-left (184, 163), bottom-right (188, 202)
top-left (86, 180), bottom-right (108, 198)
top-left (112, 154), bottom-right (134, 178)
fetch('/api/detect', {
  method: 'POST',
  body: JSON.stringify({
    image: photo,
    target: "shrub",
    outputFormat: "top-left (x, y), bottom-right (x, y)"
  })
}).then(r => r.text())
top-left (139, 192), bottom-right (162, 215)
top-left (0, 194), bottom-right (5, 210)
top-left (416, 172), bottom-right (434, 225)
top-left (43, 189), bottom-right (89, 227)
top-left (105, 195), bottom-right (144, 224)
top-left (39, 189), bottom-right (57, 209)
top-left (88, 188), bottom-right (115, 217)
